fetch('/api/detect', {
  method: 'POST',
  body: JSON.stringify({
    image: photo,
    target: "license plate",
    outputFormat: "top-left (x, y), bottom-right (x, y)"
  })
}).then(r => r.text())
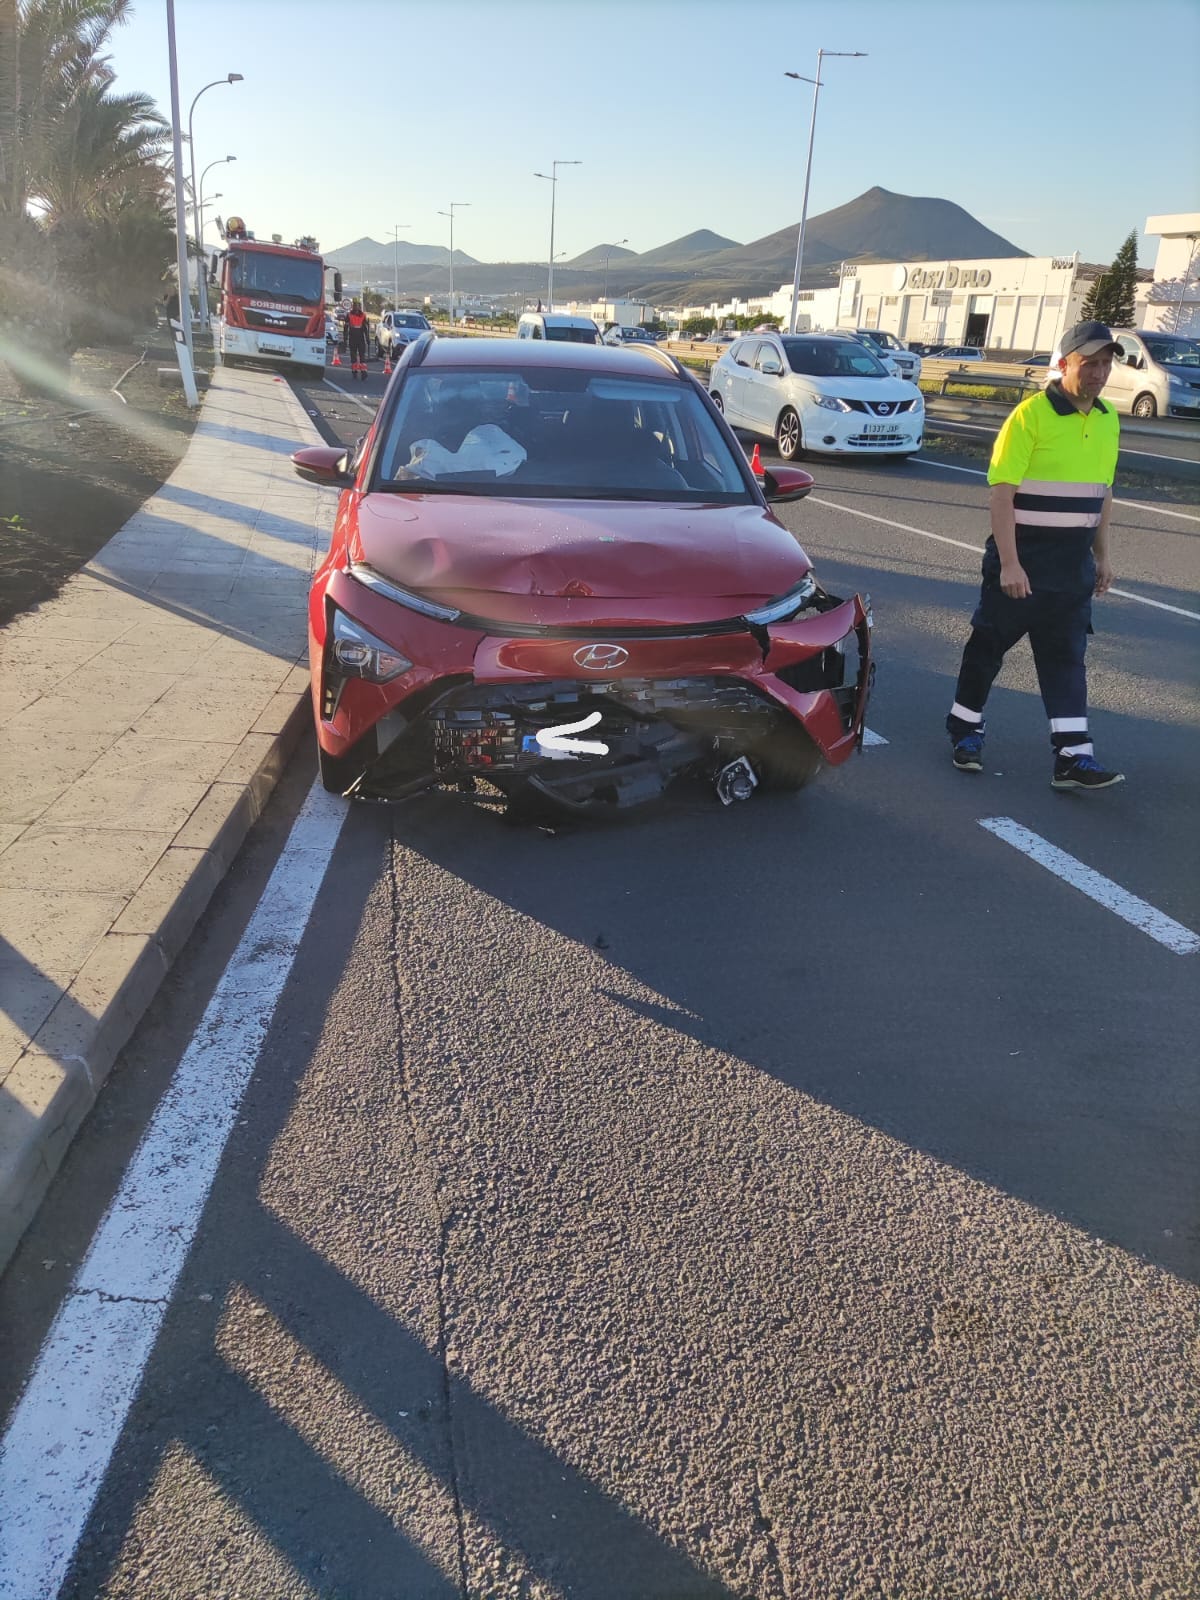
top-left (863, 422), bottom-right (898, 434)
top-left (258, 340), bottom-right (290, 355)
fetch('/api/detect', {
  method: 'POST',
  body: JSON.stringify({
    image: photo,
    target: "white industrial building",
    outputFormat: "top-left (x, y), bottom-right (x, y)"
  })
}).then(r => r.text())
top-left (669, 211), bottom-right (1196, 353)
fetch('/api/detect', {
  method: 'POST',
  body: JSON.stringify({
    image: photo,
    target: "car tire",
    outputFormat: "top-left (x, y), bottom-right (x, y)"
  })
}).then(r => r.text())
top-left (751, 726), bottom-right (822, 792)
top-left (306, 364), bottom-right (326, 381)
top-left (776, 406), bottom-right (803, 461)
top-left (1132, 392), bottom-right (1157, 419)
top-left (710, 391), bottom-right (724, 413)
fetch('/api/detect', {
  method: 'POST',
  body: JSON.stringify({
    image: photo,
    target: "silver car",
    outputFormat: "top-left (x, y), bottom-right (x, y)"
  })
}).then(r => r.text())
top-left (376, 310), bottom-right (433, 359)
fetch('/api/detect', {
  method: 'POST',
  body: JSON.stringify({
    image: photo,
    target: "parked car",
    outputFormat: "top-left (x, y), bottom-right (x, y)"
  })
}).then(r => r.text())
top-left (289, 337), bottom-right (873, 816)
top-left (376, 310), bottom-right (433, 359)
top-left (928, 346), bottom-right (984, 361)
top-left (325, 314), bottom-right (341, 346)
top-left (1020, 353), bottom-right (1052, 367)
top-left (849, 329), bottom-right (922, 384)
top-left (602, 325), bottom-right (655, 345)
top-left (709, 332), bottom-right (923, 461)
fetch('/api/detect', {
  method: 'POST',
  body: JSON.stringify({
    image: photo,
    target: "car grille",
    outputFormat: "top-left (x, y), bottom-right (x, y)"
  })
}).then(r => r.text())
top-left (243, 307), bottom-right (311, 333)
top-left (429, 676), bottom-right (780, 772)
top-left (845, 398), bottom-right (919, 415)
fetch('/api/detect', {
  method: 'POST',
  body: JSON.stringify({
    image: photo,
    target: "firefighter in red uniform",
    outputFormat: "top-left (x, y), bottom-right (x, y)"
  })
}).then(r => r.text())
top-left (344, 300), bottom-right (370, 381)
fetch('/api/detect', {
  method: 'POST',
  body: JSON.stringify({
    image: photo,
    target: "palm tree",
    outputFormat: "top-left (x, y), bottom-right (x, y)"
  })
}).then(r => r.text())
top-left (1, 0), bottom-right (134, 217)
top-left (33, 78), bottom-right (167, 222)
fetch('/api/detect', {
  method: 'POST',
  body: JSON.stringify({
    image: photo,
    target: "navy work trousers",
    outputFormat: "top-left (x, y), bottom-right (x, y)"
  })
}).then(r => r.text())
top-left (951, 581), bottom-right (1093, 736)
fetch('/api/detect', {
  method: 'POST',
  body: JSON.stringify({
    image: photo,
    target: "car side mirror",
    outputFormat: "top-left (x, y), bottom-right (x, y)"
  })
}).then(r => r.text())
top-left (762, 466), bottom-right (813, 502)
top-left (760, 358), bottom-right (783, 375)
top-left (292, 445), bottom-right (352, 485)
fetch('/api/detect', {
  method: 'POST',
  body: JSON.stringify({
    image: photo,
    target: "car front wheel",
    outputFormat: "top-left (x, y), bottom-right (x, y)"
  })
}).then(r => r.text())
top-left (710, 391), bottom-right (724, 413)
top-left (776, 406), bottom-right (802, 461)
top-left (1132, 392), bottom-right (1157, 419)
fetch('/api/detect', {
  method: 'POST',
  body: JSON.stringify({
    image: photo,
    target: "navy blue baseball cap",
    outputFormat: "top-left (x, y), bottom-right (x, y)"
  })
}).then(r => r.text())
top-left (1059, 320), bottom-right (1120, 358)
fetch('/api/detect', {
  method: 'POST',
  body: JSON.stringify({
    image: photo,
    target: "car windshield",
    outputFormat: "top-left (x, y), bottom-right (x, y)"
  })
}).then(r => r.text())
top-left (373, 366), bottom-right (753, 501)
top-left (1144, 336), bottom-right (1200, 368)
top-left (228, 249), bottom-right (323, 305)
top-left (781, 338), bottom-right (887, 378)
top-left (395, 314), bottom-right (428, 328)
top-left (544, 326), bottom-right (597, 344)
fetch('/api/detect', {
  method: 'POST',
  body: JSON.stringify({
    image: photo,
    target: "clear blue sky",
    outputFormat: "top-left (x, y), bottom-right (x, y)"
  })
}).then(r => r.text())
top-left (108, 0), bottom-right (1199, 271)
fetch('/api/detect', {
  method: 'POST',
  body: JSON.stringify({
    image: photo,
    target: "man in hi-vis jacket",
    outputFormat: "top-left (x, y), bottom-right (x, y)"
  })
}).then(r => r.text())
top-left (946, 320), bottom-right (1124, 790)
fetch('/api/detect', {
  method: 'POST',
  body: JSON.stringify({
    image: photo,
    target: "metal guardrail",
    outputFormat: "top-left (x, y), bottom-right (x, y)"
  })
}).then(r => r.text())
top-left (934, 367), bottom-right (1043, 397)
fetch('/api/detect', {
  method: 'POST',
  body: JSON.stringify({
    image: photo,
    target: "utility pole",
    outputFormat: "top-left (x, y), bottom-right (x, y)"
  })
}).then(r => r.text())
top-left (784, 51), bottom-right (866, 335)
top-left (534, 160), bottom-right (581, 311)
top-left (391, 224), bottom-right (409, 309)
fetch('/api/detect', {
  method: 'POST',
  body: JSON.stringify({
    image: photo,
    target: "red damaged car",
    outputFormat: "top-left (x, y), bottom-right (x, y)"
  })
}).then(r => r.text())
top-left (292, 336), bottom-right (873, 818)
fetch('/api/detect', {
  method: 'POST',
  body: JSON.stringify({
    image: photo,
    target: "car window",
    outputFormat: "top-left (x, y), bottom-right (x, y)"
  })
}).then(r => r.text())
top-left (373, 367), bottom-right (753, 502)
top-left (780, 338), bottom-right (887, 378)
top-left (544, 326), bottom-right (597, 343)
top-left (733, 341), bottom-right (758, 368)
top-left (754, 344), bottom-right (782, 372)
top-left (1144, 336), bottom-right (1200, 367)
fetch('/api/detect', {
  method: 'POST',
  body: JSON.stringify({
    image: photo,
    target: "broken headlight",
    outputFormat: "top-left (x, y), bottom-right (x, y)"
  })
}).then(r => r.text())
top-left (744, 575), bottom-right (820, 626)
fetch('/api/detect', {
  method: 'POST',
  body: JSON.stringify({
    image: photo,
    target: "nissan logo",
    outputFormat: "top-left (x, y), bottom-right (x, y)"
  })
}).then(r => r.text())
top-left (878, 403), bottom-right (892, 414)
top-left (573, 643), bottom-right (628, 671)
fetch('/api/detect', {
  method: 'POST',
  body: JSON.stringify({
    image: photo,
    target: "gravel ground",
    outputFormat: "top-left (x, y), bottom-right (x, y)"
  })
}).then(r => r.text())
top-left (0, 336), bottom-right (196, 626)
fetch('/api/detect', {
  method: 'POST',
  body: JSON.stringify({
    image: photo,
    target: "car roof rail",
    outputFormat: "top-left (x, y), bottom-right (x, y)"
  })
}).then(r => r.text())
top-left (407, 331), bottom-right (436, 367)
top-left (629, 343), bottom-right (687, 378)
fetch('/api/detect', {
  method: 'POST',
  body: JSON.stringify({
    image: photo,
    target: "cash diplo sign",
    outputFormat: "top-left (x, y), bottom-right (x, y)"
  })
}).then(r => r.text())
top-left (893, 264), bottom-right (994, 291)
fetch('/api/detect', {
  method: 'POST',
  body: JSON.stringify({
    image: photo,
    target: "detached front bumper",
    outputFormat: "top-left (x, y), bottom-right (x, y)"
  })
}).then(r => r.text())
top-left (312, 569), bottom-right (873, 808)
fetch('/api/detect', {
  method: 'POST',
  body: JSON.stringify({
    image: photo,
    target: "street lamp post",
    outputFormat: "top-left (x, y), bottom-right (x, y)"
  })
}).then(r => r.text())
top-left (165, 0), bottom-right (197, 402)
top-left (602, 238), bottom-right (629, 316)
top-left (187, 73), bottom-right (242, 327)
top-left (390, 224), bottom-right (410, 309)
top-left (534, 160), bottom-right (581, 311)
top-left (197, 156), bottom-right (234, 251)
top-left (783, 51), bottom-right (865, 335)
top-left (437, 203), bottom-right (469, 322)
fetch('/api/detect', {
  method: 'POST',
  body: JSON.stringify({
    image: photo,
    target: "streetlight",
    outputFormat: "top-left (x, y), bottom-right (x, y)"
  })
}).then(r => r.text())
top-left (534, 160), bottom-right (581, 311)
top-left (390, 224), bottom-right (410, 308)
top-left (187, 73), bottom-right (242, 327)
top-left (602, 239), bottom-right (629, 313)
top-left (198, 156), bottom-right (234, 245)
top-left (783, 51), bottom-right (865, 335)
top-left (437, 203), bottom-right (469, 322)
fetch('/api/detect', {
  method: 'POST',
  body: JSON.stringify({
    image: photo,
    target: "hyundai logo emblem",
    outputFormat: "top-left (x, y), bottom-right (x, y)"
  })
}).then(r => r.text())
top-left (573, 643), bottom-right (629, 671)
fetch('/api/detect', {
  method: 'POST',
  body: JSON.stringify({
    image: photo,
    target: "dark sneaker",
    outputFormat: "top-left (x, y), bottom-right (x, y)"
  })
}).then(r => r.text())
top-left (952, 731), bottom-right (985, 772)
top-left (1051, 754), bottom-right (1124, 791)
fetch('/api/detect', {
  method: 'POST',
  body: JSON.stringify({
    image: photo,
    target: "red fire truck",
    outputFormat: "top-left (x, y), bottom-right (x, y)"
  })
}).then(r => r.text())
top-left (210, 217), bottom-right (340, 379)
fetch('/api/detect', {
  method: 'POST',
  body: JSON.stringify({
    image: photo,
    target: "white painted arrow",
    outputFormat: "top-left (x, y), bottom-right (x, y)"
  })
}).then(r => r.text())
top-left (535, 709), bottom-right (609, 758)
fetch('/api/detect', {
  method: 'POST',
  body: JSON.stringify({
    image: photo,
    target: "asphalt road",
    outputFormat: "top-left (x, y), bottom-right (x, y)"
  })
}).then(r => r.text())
top-left (2, 359), bottom-right (1198, 1599)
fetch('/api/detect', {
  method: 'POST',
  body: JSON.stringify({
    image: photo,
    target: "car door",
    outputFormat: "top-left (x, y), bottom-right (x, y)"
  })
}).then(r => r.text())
top-left (742, 340), bottom-right (787, 433)
top-left (1105, 335), bottom-right (1140, 413)
top-left (713, 339), bottom-right (753, 422)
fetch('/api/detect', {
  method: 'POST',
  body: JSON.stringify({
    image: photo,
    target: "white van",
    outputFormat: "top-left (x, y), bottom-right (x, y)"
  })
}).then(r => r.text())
top-left (516, 312), bottom-right (601, 345)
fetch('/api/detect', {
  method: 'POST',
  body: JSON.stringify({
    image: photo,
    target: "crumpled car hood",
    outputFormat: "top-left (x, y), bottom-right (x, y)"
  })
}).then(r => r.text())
top-left (352, 494), bottom-right (811, 603)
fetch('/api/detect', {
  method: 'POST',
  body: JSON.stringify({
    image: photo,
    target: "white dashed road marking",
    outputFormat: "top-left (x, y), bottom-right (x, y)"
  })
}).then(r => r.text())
top-left (862, 728), bottom-right (889, 746)
top-left (0, 781), bottom-right (348, 1600)
top-left (321, 375), bottom-right (377, 417)
top-left (979, 817), bottom-right (1200, 956)
top-left (808, 496), bottom-right (1200, 620)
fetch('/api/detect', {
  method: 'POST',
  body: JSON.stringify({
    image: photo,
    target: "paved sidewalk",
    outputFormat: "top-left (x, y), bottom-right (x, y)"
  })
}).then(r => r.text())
top-left (0, 365), bottom-right (337, 1271)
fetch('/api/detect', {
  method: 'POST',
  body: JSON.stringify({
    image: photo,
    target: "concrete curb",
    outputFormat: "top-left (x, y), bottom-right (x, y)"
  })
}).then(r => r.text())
top-left (0, 370), bottom-right (328, 1274)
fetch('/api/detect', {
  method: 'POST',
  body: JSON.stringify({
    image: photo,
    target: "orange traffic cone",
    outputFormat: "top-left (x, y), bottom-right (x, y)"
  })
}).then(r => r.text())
top-left (382, 355), bottom-right (393, 375)
top-left (750, 443), bottom-right (765, 477)
top-left (331, 348), bottom-right (341, 366)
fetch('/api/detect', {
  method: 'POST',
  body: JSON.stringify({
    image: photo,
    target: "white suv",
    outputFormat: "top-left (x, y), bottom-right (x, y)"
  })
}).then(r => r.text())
top-left (376, 310), bottom-right (432, 358)
top-left (710, 332), bottom-right (923, 460)
top-left (852, 329), bottom-right (922, 384)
